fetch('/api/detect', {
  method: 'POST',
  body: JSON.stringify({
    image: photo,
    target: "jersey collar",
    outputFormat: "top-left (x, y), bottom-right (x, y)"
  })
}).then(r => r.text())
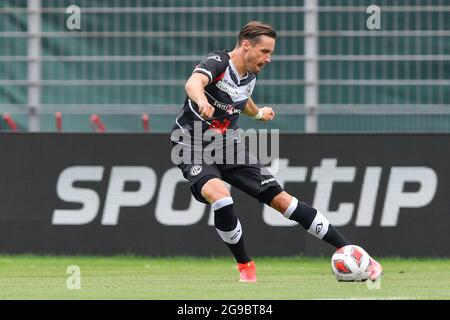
top-left (228, 56), bottom-right (249, 85)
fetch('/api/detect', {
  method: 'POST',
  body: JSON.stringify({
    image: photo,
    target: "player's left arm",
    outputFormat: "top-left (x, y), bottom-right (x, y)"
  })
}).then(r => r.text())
top-left (243, 97), bottom-right (275, 122)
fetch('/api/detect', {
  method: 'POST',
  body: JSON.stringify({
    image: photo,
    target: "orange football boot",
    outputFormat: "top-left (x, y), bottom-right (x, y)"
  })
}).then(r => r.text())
top-left (368, 258), bottom-right (383, 281)
top-left (237, 261), bottom-right (257, 283)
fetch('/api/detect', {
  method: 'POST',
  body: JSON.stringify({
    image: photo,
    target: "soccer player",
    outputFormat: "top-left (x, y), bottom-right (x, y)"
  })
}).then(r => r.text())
top-left (170, 21), bottom-right (383, 282)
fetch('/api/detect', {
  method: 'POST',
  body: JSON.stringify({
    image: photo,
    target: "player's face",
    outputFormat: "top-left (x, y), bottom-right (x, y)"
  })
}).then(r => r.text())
top-left (243, 36), bottom-right (275, 74)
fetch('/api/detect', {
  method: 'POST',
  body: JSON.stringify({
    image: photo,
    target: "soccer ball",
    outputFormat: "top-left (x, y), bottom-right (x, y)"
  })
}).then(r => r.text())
top-left (331, 245), bottom-right (371, 282)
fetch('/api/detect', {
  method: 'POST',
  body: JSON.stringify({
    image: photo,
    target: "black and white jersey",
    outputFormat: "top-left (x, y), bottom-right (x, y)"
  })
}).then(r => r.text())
top-left (171, 50), bottom-right (256, 145)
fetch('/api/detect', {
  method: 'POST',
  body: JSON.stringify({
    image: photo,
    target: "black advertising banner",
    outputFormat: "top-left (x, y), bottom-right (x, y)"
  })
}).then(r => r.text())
top-left (0, 133), bottom-right (448, 257)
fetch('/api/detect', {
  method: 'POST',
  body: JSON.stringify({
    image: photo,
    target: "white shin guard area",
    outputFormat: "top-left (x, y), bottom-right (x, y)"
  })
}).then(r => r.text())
top-left (216, 220), bottom-right (242, 244)
top-left (307, 210), bottom-right (330, 239)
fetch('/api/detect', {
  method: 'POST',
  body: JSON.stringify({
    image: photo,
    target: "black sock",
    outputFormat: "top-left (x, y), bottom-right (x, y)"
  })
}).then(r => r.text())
top-left (284, 198), bottom-right (350, 248)
top-left (213, 197), bottom-right (251, 264)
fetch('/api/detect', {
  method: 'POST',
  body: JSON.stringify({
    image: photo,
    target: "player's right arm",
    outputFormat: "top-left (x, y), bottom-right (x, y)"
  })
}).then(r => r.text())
top-left (185, 73), bottom-right (215, 119)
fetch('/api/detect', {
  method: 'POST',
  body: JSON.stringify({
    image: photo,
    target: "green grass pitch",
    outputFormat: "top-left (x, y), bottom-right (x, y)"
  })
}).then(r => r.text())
top-left (0, 255), bottom-right (448, 300)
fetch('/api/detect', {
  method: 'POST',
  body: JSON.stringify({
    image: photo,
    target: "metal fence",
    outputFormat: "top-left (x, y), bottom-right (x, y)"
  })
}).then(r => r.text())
top-left (0, 0), bottom-right (449, 132)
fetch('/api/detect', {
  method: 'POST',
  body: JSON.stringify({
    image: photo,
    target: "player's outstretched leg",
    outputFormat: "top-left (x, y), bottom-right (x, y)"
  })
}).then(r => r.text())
top-left (280, 196), bottom-right (350, 248)
top-left (271, 192), bottom-right (383, 281)
top-left (202, 178), bottom-right (256, 282)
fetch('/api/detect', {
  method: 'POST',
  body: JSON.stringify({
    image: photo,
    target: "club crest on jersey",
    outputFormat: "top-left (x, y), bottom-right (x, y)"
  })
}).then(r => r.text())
top-left (190, 165), bottom-right (203, 176)
top-left (245, 85), bottom-right (254, 97)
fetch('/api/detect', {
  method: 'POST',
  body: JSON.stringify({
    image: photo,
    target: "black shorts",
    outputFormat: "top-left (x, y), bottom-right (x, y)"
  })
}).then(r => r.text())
top-left (172, 140), bottom-right (283, 205)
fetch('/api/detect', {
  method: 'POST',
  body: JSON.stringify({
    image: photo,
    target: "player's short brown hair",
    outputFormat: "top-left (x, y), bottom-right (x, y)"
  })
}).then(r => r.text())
top-left (237, 21), bottom-right (276, 46)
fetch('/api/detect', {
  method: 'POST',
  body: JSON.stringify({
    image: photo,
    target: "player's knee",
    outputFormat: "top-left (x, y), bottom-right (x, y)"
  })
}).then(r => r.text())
top-left (270, 192), bottom-right (294, 213)
top-left (201, 178), bottom-right (230, 204)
